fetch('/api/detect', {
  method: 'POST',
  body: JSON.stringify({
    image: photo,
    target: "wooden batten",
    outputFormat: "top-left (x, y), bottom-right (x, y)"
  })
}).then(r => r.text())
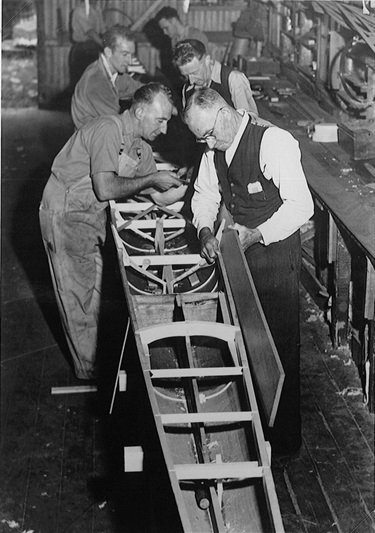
top-left (219, 230), bottom-right (284, 427)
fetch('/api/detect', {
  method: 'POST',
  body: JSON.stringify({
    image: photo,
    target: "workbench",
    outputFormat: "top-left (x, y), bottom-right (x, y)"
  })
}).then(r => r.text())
top-left (255, 81), bottom-right (375, 411)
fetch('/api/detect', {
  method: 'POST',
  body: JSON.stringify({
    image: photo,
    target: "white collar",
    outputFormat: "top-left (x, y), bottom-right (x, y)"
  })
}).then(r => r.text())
top-left (101, 54), bottom-right (118, 86)
top-left (226, 110), bottom-right (249, 162)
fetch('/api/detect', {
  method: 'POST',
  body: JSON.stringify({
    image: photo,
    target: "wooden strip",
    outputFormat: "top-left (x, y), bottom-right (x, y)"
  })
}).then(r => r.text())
top-left (130, 253), bottom-right (201, 266)
top-left (109, 318), bottom-right (130, 414)
top-left (219, 230), bottom-right (284, 427)
top-left (161, 412), bottom-right (254, 424)
top-left (114, 201), bottom-right (184, 213)
top-left (138, 320), bottom-right (240, 344)
top-left (51, 385), bottom-right (97, 395)
top-left (364, 259), bottom-right (375, 320)
top-left (130, 0), bottom-right (164, 31)
top-left (174, 462), bottom-right (263, 480)
top-left (121, 219), bottom-right (186, 230)
top-left (150, 367), bottom-right (243, 379)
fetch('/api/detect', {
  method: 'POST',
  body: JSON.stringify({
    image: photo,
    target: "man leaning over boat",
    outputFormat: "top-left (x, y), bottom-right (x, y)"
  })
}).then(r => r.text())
top-left (183, 87), bottom-right (314, 463)
top-left (39, 83), bottom-right (187, 381)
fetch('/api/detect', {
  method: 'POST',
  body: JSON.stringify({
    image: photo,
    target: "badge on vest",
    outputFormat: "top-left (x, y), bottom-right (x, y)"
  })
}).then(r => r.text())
top-left (247, 181), bottom-right (263, 194)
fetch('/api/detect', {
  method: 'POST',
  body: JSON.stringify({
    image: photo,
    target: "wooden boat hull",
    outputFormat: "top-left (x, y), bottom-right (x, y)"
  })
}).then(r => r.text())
top-left (109, 199), bottom-right (285, 532)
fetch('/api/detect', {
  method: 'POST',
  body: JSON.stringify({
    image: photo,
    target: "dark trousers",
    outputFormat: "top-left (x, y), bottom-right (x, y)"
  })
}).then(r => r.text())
top-left (245, 230), bottom-right (302, 454)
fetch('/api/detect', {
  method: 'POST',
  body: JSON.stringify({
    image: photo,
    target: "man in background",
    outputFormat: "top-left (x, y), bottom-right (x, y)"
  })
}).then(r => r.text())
top-left (69, 0), bottom-right (104, 88)
top-left (155, 6), bottom-right (209, 51)
top-left (71, 25), bottom-right (144, 129)
top-left (40, 83), bottom-right (187, 381)
top-left (173, 39), bottom-right (258, 116)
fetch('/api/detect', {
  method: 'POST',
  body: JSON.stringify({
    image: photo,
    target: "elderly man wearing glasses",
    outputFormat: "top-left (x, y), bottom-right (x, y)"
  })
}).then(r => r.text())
top-left (183, 87), bottom-right (314, 466)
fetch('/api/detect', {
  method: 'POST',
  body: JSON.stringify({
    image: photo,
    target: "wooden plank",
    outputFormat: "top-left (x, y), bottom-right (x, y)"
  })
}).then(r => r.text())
top-left (332, 230), bottom-right (351, 347)
top-left (113, 201), bottom-right (184, 213)
top-left (130, 0), bottom-right (164, 32)
top-left (294, 137), bottom-right (375, 262)
top-left (150, 367), bottom-right (243, 379)
top-left (174, 462), bottom-right (263, 480)
top-left (299, 306), bottom-right (375, 532)
top-left (301, 372), bottom-right (375, 532)
top-left (120, 219), bottom-right (186, 230)
top-left (160, 412), bottom-right (254, 425)
top-left (129, 253), bottom-right (201, 266)
top-left (219, 230), bottom-right (284, 427)
top-left (259, 97), bottom-right (375, 262)
top-left (138, 320), bottom-right (240, 344)
top-left (51, 385), bottom-right (97, 395)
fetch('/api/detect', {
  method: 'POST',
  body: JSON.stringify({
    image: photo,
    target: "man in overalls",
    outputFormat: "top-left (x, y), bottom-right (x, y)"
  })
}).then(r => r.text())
top-left (39, 83), bottom-right (187, 380)
top-left (183, 88), bottom-right (314, 461)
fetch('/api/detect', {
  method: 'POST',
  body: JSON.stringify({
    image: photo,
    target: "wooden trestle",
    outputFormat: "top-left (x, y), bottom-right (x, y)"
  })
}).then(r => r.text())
top-left (109, 196), bottom-right (285, 532)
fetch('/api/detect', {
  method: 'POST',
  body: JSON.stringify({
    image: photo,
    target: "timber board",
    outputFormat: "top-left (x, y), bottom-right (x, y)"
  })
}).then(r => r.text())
top-left (301, 373), bottom-right (375, 533)
top-left (219, 230), bottom-right (284, 427)
top-left (257, 98), bottom-right (375, 262)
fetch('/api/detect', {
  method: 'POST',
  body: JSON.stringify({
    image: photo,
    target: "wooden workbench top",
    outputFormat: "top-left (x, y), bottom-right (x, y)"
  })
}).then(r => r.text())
top-left (256, 90), bottom-right (375, 262)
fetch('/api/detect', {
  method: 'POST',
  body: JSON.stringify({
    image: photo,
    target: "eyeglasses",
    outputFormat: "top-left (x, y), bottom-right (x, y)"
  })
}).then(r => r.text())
top-left (196, 106), bottom-right (224, 144)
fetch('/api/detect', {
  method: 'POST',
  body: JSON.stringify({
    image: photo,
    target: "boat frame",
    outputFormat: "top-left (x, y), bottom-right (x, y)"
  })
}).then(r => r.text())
top-left (109, 197), bottom-right (285, 532)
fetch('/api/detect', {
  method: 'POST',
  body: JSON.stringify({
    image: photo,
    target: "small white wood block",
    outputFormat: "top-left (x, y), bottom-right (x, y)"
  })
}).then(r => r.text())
top-left (119, 370), bottom-right (127, 392)
top-left (266, 441), bottom-right (271, 464)
top-left (51, 385), bottom-right (97, 395)
top-left (124, 446), bottom-right (144, 472)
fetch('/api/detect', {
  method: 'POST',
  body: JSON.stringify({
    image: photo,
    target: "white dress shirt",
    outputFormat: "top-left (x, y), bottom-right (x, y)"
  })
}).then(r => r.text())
top-left (192, 111), bottom-right (314, 245)
top-left (101, 54), bottom-right (118, 87)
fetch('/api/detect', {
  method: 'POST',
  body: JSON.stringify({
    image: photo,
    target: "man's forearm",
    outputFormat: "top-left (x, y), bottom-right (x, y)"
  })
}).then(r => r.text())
top-left (93, 172), bottom-right (155, 201)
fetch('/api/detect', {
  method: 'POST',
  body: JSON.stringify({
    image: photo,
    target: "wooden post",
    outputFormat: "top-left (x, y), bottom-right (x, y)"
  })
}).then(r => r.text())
top-left (316, 13), bottom-right (329, 85)
top-left (331, 227), bottom-right (351, 348)
top-left (364, 260), bottom-right (375, 412)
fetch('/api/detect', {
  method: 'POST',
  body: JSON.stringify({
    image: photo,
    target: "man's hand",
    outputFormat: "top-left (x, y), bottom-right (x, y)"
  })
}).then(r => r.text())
top-left (228, 223), bottom-right (262, 251)
top-left (199, 227), bottom-right (220, 264)
top-left (153, 171), bottom-right (184, 191)
top-left (151, 183), bottom-right (188, 206)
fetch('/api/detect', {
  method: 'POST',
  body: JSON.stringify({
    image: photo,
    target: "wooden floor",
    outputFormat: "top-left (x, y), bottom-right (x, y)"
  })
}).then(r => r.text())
top-left (1, 107), bottom-right (374, 533)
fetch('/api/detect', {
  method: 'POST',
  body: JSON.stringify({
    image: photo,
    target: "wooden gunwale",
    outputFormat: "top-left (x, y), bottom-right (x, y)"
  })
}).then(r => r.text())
top-left (109, 197), bottom-right (285, 532)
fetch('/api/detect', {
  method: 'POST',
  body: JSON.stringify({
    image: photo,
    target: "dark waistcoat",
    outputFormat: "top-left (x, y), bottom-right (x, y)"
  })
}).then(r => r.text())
top-left (214, 120), bottom-right (282, 228)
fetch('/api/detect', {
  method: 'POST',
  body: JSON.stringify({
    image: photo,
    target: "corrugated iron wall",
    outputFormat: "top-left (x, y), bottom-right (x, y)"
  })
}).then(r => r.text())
top-left (37, 0), bottom-right (242, 107)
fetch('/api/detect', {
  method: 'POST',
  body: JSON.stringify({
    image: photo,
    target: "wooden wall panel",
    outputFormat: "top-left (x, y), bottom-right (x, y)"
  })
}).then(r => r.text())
top-left (37, 0), bottom-right (242, 107)
top-left (187, 7), bottom-right (240, 32)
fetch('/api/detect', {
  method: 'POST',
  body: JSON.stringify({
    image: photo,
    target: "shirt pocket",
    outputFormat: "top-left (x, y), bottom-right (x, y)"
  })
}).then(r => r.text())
top-left (247, 181), bottom-right (266, 201)
top-left (118, 152), bottom-right (139, 178)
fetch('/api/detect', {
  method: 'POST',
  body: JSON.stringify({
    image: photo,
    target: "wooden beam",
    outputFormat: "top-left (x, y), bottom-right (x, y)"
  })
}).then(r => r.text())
top-left (150, 367), bottom-right (243, 379)
top-left (219, 230), bottom-right (284, 427)
top-left (161, 412), bottom-right (254, 425)
top-left (113, 201), bottom-right (184, 213)
top-left (138, 320), bottom-right (240, 344)
top-left (51, 385), bottom-right (97, 395)
top-left (128, 254), bottom-right (201, 267)
top-left (130, 0), bottom-right (164, 32)
top-left (121, 219), bottom-right (186, 230)
top-left (174, 462), bottom-right (263, 480)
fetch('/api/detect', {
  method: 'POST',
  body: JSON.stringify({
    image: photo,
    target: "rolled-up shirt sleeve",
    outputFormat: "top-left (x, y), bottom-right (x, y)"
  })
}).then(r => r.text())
top-left (257, 127), bottom-right (314, 245)
top-left (192, 150), bottom-right (222, 235)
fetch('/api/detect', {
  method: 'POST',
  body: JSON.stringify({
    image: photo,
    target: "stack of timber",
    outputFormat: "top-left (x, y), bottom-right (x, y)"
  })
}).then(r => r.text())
top-left (108, 169), bottom-right (285, 532)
